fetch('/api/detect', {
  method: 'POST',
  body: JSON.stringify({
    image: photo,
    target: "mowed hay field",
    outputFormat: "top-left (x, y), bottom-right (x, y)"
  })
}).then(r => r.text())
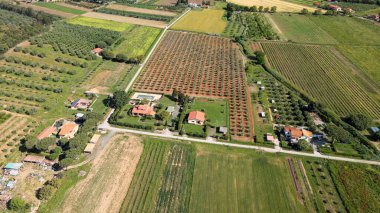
top-left (171, 9), bottom-right (227, 34)
top-left (266, 14), bottom-right (338, 44)
top-left (66, 16), bottom-right (134, 32)
top-left (59, 134), bottom-right (143, 213)
top-left (34, 2), bottom-right (87, 15)
top-left (228, 0), bottom-right (316, 12)
top-left (261, 42), bottom-right (380, 118)
top-left (189, 146), bottom-right (306, 213)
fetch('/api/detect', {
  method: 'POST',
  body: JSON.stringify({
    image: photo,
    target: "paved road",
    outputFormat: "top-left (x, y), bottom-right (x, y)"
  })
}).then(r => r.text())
top-left (99, 112), bottom-right (380, 166)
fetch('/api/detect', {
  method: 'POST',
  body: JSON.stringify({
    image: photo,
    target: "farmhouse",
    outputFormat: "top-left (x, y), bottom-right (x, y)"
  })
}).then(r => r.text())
top-left (70, 98), bottom-right (92, 110)
top-left (131, 105), bottom-right (156, 117)
top-left (92, 48), bottom-right (103, 56)
top-left (283, 126), bottom-right (313, 143)
top-left (37, 126), bottom-right (56, 140)
top-left (58, 123), bottom-right (79, 139)
top-left (188, 111), bottom-right (206, 125)
top-left (188, 0), bottom-right (203, 7)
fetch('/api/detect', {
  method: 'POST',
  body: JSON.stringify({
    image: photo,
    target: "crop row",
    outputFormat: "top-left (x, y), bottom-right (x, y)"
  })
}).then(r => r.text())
top-left (261, 42), bottom-right (380, 119)
top-left (134, 31), bottom-right (253, 140)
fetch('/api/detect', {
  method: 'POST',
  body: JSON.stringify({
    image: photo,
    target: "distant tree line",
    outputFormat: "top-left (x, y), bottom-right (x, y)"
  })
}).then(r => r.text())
top-left (0, 2), bottom-right (60, 25)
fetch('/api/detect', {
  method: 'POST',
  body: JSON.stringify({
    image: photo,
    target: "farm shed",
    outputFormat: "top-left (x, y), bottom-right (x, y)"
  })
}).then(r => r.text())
top-left (90, 134), bottom-right (101, 144)
top-left (259, 112), bottom-right (266, 117)
top-left (369, 127), bottom-right (379, 134)
top-left (266, 134), bottom-right (274, 142)
top-left (70, 98), bottom-right (92, 110)
top-left (218, 126), bottom-right (228, 135)
top-left (23, 155), bottom-right (45, 164)
top-left (84, 143), bottom-right (96, 154)
top-left (37, 126), bottom-right (56, 140)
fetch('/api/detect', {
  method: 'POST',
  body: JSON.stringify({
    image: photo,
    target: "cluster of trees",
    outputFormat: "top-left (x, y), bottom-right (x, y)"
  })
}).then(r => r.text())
top-left (301, 8), bottom-right (353, 16)
top-left (0, 76), bottom-right (63, 93)
top-left (0, 105), bottom-right (37, 115)
top-left (226, 3), bottom-right (277, 17)
top-left (345, 114), bottom-right (372, 131)
top-left (55, 57), bottom-right (88, 68)
top-left (7, 197), bottom-right (30, 212)
top-left (37, 178), bottom-right (60, 200)
top-left (14, 46), bottom-right (46, 58)
top-left (96, 8), bottom-right (172, 22)
top-left (0, 2), bottom-right (60, 25)
top-left (102, 50), bottom-right (143, 64)
top-left (0, 90), bottom-right (46, 103)
top-left (339, 0), bottom-right (380, 5)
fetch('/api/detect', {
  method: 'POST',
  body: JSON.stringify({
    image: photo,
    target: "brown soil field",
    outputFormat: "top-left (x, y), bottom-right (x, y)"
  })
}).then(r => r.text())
top-left (56, 2), bottom-right (93, 12)
top-left (59, 134), bottom-right (143, 213)
top-left (134, 31), bottom-right (254, 141)
top-left (107, 4), bottom-right (176, 16)
top-left (155, 0), bottom-right (178, 6)
top-left (19, 3), bottom-right (76, 18)
top-left (82, 12), bottom-right (167, 28)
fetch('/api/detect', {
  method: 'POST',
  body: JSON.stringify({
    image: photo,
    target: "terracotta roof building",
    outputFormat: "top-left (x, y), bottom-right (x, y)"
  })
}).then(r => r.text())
top-left (37, 126), bottom-right (56, 140)
top-left (188, 111), bottom-right (206, 125)
top-left (58, 123), bottom-right (79, 139)
top-left (131, 105), bottom-right (156, 117)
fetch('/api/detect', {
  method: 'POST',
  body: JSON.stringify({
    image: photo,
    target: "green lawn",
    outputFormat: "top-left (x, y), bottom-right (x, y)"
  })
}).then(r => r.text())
top-left (183, 124), bottom-right (205, 137)
top-left (171, 9), bottom-right (227, 34)
top-left (111, 25), bottom-right (162, 59)
top-left (66, 16), bottom-right (134, 32)
top-left (308, 15), bottom-right (380, 45)
top-left (269, 14), bottom-right (337, 44)
top-left (333, 143), bottom-right (360, 157)
top-left (34, 3), bottom-right (86, 15)
top-left (337, 45), bottom-right (380, 87)
top-left (188, 98), bottom-right (228, 127)
top-left (189, 145), bottom-right (306, 213)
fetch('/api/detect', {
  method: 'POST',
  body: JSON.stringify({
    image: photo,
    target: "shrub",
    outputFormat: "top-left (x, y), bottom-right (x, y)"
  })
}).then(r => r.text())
top-left (7, 197), bottom-right (30, 211)
top-left (37, 185), bottom-right (55, 200)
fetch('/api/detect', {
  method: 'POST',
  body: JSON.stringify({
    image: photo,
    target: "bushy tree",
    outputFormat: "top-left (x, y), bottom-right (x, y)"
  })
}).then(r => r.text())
top-left (37, 185), bottom-right (55, 200)
top-left (8, 197), bottom-right (29, 211)
top-left (301, 8), bottom-right (309, 14)
top-left (255, 51), bottom-right (265, 65)
top-left (96, 41), bottom-right (107, 49)
top-left (258, 6), bottom-right (264, 12)
top-left (346, 114), bottom-right (372, 131)
top-left (35, 137), bottom-right (56, 152)
top-left (116, 53), bottom-right (128, 62)
top-left (58, 158), bottom-right (73, 169)
top-left (313, 9), bottom-right (323, 15)
top-left (296, 139), bottom-right (312, 151)
top-left (270, 6), bottom-right (277, 13)
top-left (110, 90), bottom-right (129, 109)
top-left (24, 135), bottom-right (37, 150)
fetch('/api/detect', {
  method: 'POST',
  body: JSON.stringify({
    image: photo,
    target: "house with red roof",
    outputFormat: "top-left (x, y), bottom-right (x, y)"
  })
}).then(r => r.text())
top-left (328, 5), bottom-right (342, 11)
top-left (188, 111), bottom-right (206, 125)
top-left (58, 123), bottom-right (79, 139)
top-left (283, 126), bottom-right (313, 143)
top-left (37, 126), bottom-right (57, 140)
top-left (92, 48), bottom-right (103, 56)
top-left (131, 105), bottom-right (156, 117)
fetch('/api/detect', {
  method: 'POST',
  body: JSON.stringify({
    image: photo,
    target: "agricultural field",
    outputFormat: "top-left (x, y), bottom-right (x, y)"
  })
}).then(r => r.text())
top-left (81, 61), bottom-right (136, 94)
top-left (225, 12), bottom-right (278, 40)
top-left (96, 7), bottom-right (173, 22)
top-left (337, 45), bottom-right (380, 88)
top-left (0, 112), bottom-right (10, 125)
top-left (109, 25), bottom-right (162, 60)
top-left (107, 4), bottom-right (177, 16)
top-left (281, 0), bottom-right (316, 6)
top-left (171, 9), bottom-right (227, 34)
top-left (336, 2), bottom-right (379, 12)
top-left (120, 139), bottom-right (195, 213)
top-left (261, 42), bottom-right (380, 119)
top-left (189, 145), bottom-right (308, 212)
top-left (133, 31), bottom-right (253, 141)
top-left (34, 2), bottom-right (87, 15)
top-left (328, 161), bottom-right (380, 212)
top-left (66, 16), bottom-right (133, 32)
top-left (227, 0), bottom-right (316, 12)
top-left (59, 134), bottom-right (143, 213)
top-left (266, 13), bottom-right (338, 44)
top-left (19, 2), bottom-right (76, 18)
top-left (0, 8), bottom-right (54, 54)
top-left (82, 11), bottom-right (167, 28)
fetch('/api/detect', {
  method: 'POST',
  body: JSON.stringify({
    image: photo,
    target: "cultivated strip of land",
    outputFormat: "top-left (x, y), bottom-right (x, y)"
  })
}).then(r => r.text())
top-left (82, 12), bottom-right (167, 28)
top-left (107, 4), bottom-right (177, 16)
top-left (20, 2), bottom-right (76, 18)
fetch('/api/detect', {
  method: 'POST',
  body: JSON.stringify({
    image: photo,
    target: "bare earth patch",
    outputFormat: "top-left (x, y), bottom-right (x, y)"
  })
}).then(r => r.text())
top-left (155, 0), bottom-right (178, 6)
top-left (59, 134), bottom-right (143, 213)
top-left (107, 4), bottom-right (176, 16)
top-left (227, 0), bottom-right (316, 12)
top-left (19, 3), bottom-right (76, 18)
top-left (83, 12), bottom-right (167, 28)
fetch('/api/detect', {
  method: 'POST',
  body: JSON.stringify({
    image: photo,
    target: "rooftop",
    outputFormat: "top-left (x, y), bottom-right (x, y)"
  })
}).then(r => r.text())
top-left (59, 123), bottom-right (79, 136)
top-left (37, 126), bottom-right (56, 140)
top-left (188, 111), bottom-right (206, 122)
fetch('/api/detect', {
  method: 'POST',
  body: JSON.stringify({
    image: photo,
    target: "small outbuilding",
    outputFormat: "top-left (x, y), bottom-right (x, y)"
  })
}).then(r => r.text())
top-left (92, 48), bottom-right (103, 56)
top-left (90, 134), bottom-right (101, 144)
top-left (70, 98), bottom-right (92, 110)
top-left (84, 143), bottom-right (96, 154)
top-left (23, 155), bottom-right (45, 164)
top-left (218, 126), bottom-right (228, 135)
top-left (3, 163), bottom-right (23, 171)
top-left (369, 127), bottom-right (379, 134)
top-left (259, 112), bottom-right (266, 117)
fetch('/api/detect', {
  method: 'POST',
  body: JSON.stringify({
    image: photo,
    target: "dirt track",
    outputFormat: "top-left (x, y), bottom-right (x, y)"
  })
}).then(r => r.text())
top-left (83, 12), bottom-right (167, 28)
top-left (59, 134), bottom-right (143, 213)
top-left (19, 3), bottom-right (76, 18)
top-left (228, 0), bottom-right (316, 12)
top-left (107, 4), bottom-right (176, 16)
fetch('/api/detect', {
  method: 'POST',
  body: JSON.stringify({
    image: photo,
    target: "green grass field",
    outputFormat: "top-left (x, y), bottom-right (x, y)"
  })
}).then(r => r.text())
top-left (34, 3), bottom-right (86, 15)
top-left (269, 14), bottom-right (337, 44)
top-left (281, 0), bottom-right (317, 6)
top-left (111, 25), bottom-right (161, 59)
top-left (333, 143), bottom-right (360, 157)
top-left (66, 16), bottom-right (134, 32)
top-left (171, 9), bottom-right (227, 34)
top-left (189, 145), bottom-right (306, 212)
top-left (308, 16), bottom-right (380, 45)
top-left (337, 45), bottom-right (380, 88)
top-left (261, 42), bottom-right (380, 119)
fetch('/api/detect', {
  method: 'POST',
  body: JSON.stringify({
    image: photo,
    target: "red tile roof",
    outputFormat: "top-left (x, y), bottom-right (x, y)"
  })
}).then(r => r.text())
top-left (284, 126), bottom-right (303, 138)
top-left (58, 123), bottom-right (79, 136)
top-left (92, 48), bottom-right (103, 54)
top-left (132, 105), bottom-right (156, 116)
top-left (188, 111), bottom-right (205, 122)
top-left (37, 126), bottom-right (56, 140)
